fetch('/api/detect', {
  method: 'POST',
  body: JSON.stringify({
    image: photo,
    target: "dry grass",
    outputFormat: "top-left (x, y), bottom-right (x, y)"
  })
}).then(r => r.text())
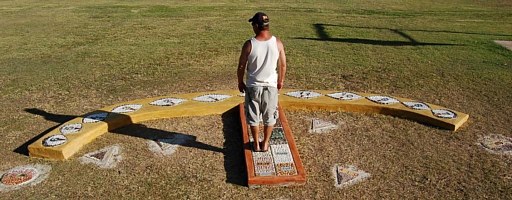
top-left (1, 0), bottom-right (511, 199)
top-left (3, 109), bottom-right (511, 199)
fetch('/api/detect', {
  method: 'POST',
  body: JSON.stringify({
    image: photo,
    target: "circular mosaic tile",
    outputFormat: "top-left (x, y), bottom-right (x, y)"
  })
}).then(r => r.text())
top-left (285, 90), bottom-right (322, 99)
top-left (59, 123), bottom-right (82, 135)
top-left (111, 104), bottom-right (142, 113)
top-left (432, 109), bottom-right (457, 119)
top-left (402, 102), bottom-right (431, 110)
top-left (366, 96), bottom-right (400, 105)
top-left (83, 112), bottom-right (108, 123)
top-left (0, 164), bottom-right (51, 192)
top-left (193, 94), bottom-right (231, 102)
top-left (1, 167), bottom-right (37, 186)
top-left (478, 134), bottom-right (512, 155)
top-left (326, 92), bottom-right (362, 101)
top-left (149, 98), bottom-right (186, 106)
top-left (42, 134), bottom-right (67, 147)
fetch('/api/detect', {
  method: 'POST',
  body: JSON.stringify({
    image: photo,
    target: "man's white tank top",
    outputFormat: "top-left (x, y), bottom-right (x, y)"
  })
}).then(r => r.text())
top-left (246, 36), bottom-right (279, 88)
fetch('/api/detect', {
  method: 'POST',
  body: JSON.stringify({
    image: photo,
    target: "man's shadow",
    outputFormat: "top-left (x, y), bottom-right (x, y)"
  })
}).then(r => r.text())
top-left (19, 107), bottom-right (246, 186)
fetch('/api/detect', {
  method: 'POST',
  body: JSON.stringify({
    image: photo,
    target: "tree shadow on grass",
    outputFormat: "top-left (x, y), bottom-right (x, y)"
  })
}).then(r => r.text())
top-left (329, 23), bottom-right (512, 37)
top-left (294, 23), bottom-right (464, 46)
top-left (19, 107), bottom-right (247, 187)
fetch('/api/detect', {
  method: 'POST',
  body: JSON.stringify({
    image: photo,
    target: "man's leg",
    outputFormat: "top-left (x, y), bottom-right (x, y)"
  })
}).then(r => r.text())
top-left (250, 125), bottom-right (260, 151)
top-left (246, 87), bottom-right (263, 152)
top-left (261, 125), bottom-right (273, 152)
top-left (260, 87), bottom-right (278, 152)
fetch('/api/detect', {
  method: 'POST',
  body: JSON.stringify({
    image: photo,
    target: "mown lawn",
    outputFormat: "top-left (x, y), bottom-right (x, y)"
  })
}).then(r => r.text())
top-left (0, 0), bottom-right (511, 199)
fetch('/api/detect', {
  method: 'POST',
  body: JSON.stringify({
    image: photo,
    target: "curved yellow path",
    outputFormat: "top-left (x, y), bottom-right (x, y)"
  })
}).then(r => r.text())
top-left (28, 89), bottom-right (469, 160)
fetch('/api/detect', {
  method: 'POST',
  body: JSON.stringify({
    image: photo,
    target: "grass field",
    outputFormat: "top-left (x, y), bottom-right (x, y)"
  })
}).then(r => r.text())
top-left (1, 0), bottom-right (511, 199)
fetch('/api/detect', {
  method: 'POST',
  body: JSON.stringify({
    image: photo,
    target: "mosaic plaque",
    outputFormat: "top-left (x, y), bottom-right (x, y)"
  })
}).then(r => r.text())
top-left (150, 98), bottom-right (186, 106)
top-left (79, 145), bottom-right (122, 169)
top-left (333, 164), bottom-right (370, 188)
top-left (402, 101), bottom-right (430, 110)
top-left (42, 135), bottom-right (67, 147)
top-left (285, 90), bottom-right (322, 99)
top-left (271, 144), bottom-right (294, 164)
top-left (83, 112), bottom-right (108, 123)
top-left (432, 109), bottom-right (457, 119)
top-left (0, 165), bottom-right (51, 192)
top-left (327, 92), bottom-right (363, 101)
top-left (366, 95), bottom-right (400, 105)
top-left (59, 123), bottom-right (82, 135)
top-left (1, 167), bottom-right (38, 186)
top-left (148, 135), bottom-right (194, 156)
top-left (111, 104), bottom-right (142, 113)
top-left (275, 162), bottom-right (297, 176)
top-left (309, 118), bottom-right (338, 133)
top-left (252, 151), bottom-right (276, 176)
top-left (478, 134), bottom-right (512, 155)
top-left (193, 94), bottom-right (231, 102)
top-left (270, 128), bottom-right (287, 145)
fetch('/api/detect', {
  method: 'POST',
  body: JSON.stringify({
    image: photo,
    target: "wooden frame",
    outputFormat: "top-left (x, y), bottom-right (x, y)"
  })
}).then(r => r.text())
top-left (239, 103), bottom-right (306, 187)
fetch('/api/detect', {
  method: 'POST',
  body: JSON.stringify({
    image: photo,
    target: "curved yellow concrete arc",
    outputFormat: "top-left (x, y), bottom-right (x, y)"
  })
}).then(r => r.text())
top-left (27, 89), bottom-right (469, 160)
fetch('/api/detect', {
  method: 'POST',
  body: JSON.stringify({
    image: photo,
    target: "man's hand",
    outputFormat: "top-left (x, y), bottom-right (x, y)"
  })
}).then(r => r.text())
top-left (238, 82), bottom-right (246, 93)
top-left (277, 82), bottom-right (284, 90)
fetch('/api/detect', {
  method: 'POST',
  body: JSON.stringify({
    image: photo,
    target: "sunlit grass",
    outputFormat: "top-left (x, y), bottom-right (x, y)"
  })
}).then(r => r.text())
top-left (0, 0), bottom-right (511, 199)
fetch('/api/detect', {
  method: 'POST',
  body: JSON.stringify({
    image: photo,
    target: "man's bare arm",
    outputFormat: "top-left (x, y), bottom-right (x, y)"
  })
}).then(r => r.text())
top-left (276, 38), bottom-right (287, 90)
top-left (237, 40), bottom-right (252, 93)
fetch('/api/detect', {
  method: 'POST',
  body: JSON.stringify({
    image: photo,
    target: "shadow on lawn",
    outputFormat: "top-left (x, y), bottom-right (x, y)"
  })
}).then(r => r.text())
top-left (295, 23), bottom-right (469, 46)
top-left (221, 106), bottom-right (247, 186)
top-left (14, 108), bottom-right (76, 155)
top-left (18, 107), bottom-right (246, 186)
top-left (329, 23), bottom-right (512, 37)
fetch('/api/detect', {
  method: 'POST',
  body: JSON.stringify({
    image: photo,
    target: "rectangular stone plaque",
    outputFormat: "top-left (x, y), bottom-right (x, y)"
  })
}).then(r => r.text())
top-left (252, 151), bottom-right (276, 176)
top-left (275, 162), bottom-right (297, 176)
top-left (270, 144), bottom-right (294, 164)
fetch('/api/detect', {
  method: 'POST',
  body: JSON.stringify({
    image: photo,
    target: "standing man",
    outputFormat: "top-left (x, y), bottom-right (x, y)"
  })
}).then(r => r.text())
top-left (237, 12), bottom-right (287, 152)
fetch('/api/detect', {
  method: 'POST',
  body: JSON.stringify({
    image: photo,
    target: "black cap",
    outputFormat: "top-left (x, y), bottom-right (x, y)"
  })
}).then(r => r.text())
top-left (248, 12), bottom-right (269, 27)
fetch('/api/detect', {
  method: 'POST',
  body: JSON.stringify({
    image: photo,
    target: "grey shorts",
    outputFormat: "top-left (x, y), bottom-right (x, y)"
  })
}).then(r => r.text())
top-left (245, 86), bottom-right (279, 126)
